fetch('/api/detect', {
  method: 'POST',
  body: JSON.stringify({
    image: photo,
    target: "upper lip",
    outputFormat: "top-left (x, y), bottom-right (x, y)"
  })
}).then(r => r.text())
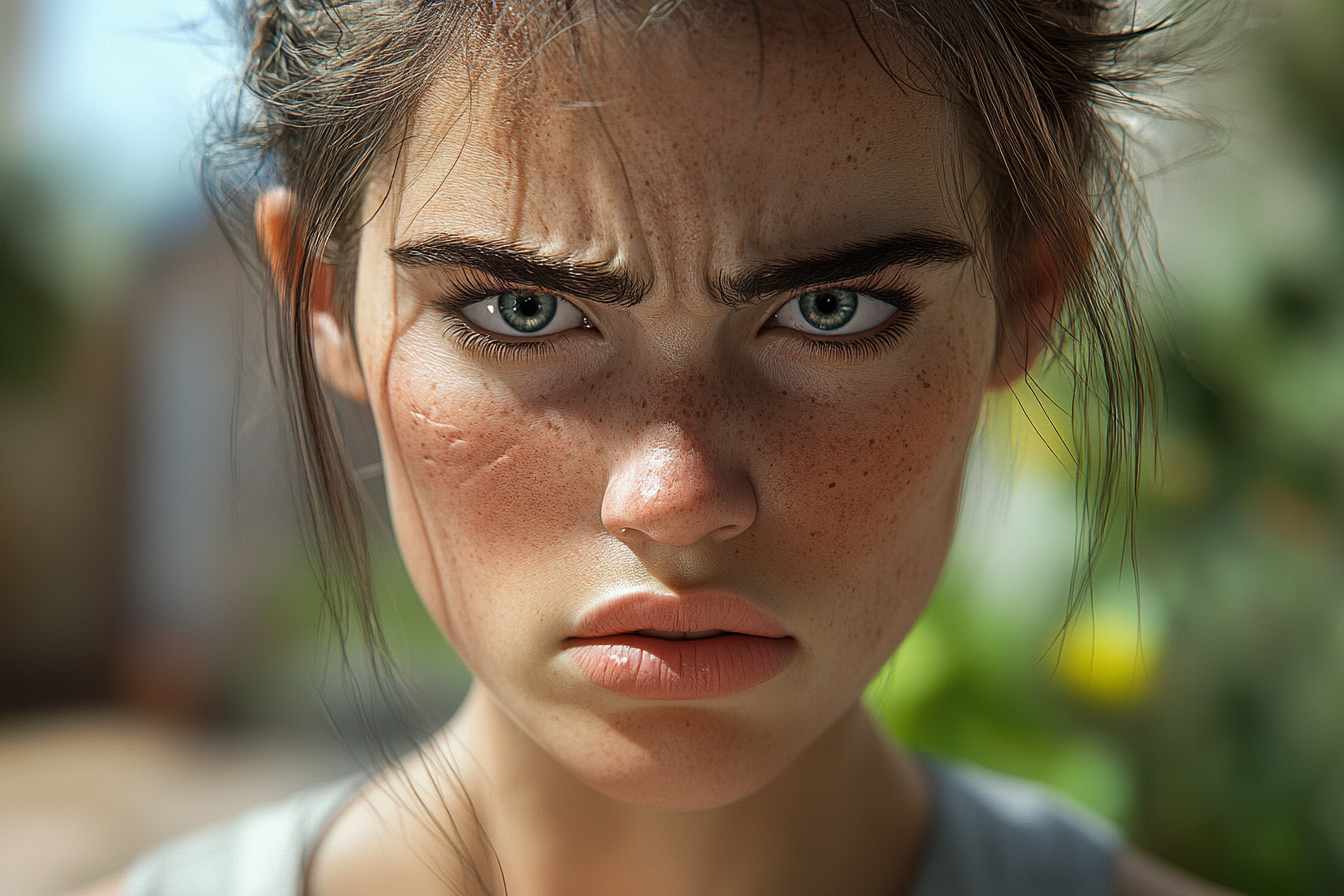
top-left (569, 590), bottom-right (790, 640)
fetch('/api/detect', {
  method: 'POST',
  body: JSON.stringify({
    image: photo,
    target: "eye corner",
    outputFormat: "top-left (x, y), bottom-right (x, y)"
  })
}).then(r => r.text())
top-left (771, 286), bottom-right (912, 337)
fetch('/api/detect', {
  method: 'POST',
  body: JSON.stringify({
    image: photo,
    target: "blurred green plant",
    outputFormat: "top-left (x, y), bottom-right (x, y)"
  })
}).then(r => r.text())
top-left (0, 173), bottom-right (67, 390)
top-left (865, 5), bottom-right (1344, 892)
top-left (230, 4), bottom-right (1344, 892)
top-left (229, 536), bottom-right (471, 746)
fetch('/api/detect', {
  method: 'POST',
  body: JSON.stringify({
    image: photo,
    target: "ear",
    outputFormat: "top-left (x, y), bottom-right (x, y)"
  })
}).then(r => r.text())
top-left (989, 239), bottom-right (1065, 390)
top-left (255, 188), bottom-right (368, 403)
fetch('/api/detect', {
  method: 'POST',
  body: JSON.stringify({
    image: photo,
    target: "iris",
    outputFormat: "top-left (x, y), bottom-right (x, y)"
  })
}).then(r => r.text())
top-left (798, 289), bottom-right (858, 331)
top-left (498, 294), bottom-right (558, 333)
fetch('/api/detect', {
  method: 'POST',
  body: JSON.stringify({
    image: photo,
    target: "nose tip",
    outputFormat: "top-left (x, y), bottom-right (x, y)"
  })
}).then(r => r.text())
top-left (602, 441), bottom-right (757, 548)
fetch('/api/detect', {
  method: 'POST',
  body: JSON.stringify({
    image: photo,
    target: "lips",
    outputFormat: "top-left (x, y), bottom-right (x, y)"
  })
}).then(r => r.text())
top-left (564, 591), bottom-right (796, 700)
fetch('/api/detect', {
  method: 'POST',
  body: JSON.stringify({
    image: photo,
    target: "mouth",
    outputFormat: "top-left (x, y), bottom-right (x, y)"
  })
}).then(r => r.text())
top-left (564, 591), bottom-right (796, 700)
top-left (634, 629), bottom-right (726, 640)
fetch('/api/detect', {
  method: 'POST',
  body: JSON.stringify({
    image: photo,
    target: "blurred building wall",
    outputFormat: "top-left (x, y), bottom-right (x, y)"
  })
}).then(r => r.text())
top-left (0, 0), bottom-right (24, 156)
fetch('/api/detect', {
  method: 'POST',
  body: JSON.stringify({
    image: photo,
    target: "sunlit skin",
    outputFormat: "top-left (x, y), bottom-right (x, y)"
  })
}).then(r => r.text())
top-left (295, 8), bottom-right (986, 896)
top-left (293, 13), bottom-right (979, 893)
top-left (176, 8), bottom-right (1236, 896)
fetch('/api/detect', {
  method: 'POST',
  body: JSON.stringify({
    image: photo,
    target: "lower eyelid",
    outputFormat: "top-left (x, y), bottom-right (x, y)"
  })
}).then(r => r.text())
top-left (458, 294), bottom-right (586, 336)
top-left (771, 293), bottom-right (905, 336)
top-left (441, 317), bottom-right (558, 359)
top-left (438, 313), bottom-right (604, 362)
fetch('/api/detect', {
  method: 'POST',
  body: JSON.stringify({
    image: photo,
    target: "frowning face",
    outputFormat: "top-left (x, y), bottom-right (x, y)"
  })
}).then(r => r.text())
top-left (338, 7), bottom-right (1002, 811)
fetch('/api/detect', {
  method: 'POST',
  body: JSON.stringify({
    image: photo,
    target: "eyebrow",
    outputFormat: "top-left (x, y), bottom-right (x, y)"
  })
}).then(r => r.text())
top-left (389, 229), bottom-right (972, 308)
top-left (713, 230), bottom-right (973, 308)
top-left (389, 236), bottom-right (649, 307)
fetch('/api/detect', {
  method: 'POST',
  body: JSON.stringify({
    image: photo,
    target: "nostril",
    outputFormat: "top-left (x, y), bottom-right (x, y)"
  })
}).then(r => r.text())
top-left (602, 438), bottom-right (757, 548)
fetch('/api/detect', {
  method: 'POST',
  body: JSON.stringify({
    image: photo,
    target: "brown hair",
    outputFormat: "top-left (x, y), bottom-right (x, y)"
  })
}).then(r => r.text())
top-left (202, 0), bottom-right (1212, 875)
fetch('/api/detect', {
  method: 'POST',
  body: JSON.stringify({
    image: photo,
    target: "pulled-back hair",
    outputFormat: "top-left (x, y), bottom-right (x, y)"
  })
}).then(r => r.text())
top-left (203, 0), bottom-right (1212, 811)
top-left (200, 1), bottom-right (1227, 888)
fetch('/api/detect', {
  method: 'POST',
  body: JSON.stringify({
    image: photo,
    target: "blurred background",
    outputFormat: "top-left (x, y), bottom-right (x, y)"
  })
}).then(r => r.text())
top-left (0, 0), bottom-right (1340, 893)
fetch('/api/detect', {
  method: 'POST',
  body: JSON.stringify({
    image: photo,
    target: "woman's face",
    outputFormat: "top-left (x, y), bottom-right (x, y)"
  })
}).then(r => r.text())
top-left (339, 9), bottom-right (1001, 810)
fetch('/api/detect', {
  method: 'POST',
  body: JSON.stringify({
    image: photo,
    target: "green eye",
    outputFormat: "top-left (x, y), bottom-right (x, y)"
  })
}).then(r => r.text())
top-left (497, 294), bottom-right (558, 333)
top-left (798, 290), bottom-right (859, 330)
top-left (772, 287), bottom-right (899, 337)
top-left (461, 292), bottom-right (584, 337)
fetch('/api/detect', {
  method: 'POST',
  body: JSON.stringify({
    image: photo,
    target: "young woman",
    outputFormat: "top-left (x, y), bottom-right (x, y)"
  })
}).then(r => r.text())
top-left (80, 1), bottom-right (1238, 893)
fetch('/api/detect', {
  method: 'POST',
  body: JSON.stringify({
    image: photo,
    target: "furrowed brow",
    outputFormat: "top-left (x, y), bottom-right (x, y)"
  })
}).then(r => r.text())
top-left (389, 236), bottom-right (649, 307)
top-left (714, 231), bottom-right (973, 308)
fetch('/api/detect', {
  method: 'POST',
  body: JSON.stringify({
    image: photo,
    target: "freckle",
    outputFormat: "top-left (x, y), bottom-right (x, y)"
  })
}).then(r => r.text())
top-left (868, 439), bottom-right (875, 446)
top-left (863, 471), bottom-right (869, 477)
top-left (828, 482), bottom-right (836, 488)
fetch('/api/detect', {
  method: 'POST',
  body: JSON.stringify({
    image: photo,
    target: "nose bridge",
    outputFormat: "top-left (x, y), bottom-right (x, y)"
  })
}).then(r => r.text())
top-left (602, 369), bottom-right (757, 548)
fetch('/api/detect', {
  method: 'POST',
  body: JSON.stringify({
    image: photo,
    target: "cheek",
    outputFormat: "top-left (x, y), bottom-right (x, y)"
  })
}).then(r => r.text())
top-left (751, 318), bottom-right (994, 646)
top-left (382, 350), bottom-right (605, 652)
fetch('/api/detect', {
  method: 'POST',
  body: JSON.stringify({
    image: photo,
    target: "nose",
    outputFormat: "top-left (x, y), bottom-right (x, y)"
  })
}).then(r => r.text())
top-left (602, 424), bottom-right (757, 548)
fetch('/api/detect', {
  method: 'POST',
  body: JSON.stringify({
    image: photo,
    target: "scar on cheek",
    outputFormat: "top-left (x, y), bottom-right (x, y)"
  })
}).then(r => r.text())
top-left (403, 405), bottom-right (526, 490)
top-left (407, 406), bottom-right (472, 437)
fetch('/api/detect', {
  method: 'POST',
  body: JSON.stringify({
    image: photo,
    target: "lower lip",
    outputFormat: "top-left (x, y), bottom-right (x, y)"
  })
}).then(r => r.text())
top-left (565, 634), bottom-right (796, 700)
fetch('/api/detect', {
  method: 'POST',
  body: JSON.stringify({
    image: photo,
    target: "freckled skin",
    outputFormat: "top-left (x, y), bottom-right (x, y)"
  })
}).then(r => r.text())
top-left (354, 11), bottom-right (1000, 811)
top-left (315, 7), bottom-right (1014, 896)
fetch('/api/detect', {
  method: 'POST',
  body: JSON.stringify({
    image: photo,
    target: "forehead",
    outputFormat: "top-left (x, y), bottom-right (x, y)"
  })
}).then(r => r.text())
top-left (389, 6), bottom-right (962, 268)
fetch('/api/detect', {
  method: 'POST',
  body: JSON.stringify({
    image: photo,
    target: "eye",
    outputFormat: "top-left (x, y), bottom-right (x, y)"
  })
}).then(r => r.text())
top-left (772, 288), bottom-right (898, 336)
top-left (460, 293), bottom-right (586, 336)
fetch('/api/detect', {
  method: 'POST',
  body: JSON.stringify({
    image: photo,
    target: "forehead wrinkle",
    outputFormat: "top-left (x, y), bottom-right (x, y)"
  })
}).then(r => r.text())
top-left (397, 63), bottom-right (513, 239)
top-left (387, 4), bottom-right (976, 316)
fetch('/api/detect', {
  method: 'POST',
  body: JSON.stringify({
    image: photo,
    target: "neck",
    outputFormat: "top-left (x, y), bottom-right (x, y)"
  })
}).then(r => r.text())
top-left (433, 683), bottom-right (929, 896)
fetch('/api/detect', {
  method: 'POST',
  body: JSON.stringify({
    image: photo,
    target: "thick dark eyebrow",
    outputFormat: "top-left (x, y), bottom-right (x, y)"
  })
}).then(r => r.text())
top-left (713, 230), bottom-right (973, 308)
top-left (389, 236), bottom-right (649, 307)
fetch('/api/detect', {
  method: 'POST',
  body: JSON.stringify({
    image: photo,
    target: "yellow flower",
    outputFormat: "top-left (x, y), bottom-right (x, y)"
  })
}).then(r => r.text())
top-left (1057, 608), bottom-right (1157, 708)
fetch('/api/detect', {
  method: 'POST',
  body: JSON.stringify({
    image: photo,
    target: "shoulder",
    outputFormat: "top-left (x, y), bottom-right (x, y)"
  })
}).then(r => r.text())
top-left (1111, 849), bottom-right (1245, 896)
top-left (93, 777), bottom-right (360, 896)
top-left (913, 759), bottom-right (1241, 896)
top-left (910, 759), bottom-right (1119, 896)
top-left (64, 873), bottom-right (125, 896)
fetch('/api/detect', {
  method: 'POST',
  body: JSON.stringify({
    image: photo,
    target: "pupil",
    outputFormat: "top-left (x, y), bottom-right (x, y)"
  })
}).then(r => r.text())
top-left (799, 289), bottom-right (858, 331)
top-left (498, 293), bottom-right (559, 333)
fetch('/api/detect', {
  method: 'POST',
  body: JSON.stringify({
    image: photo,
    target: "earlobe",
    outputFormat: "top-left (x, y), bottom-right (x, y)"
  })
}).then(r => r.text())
top-left (255, 189), bottom-right (368, 403)
top-left (989, 240), bottom-right (1066, 390)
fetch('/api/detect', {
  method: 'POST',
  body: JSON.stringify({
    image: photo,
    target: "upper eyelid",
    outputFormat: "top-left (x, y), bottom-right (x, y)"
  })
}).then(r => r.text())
top-left (425, 277), bottom-right (579, 315)
top-left (422, 270), bottom-right (919, 315)
top-left (769, 276), bottom-right (922, 309)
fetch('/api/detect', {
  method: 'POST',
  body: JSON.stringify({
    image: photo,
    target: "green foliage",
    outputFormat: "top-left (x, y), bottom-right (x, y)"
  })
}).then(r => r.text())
top-left (0, 175), bottom-right (67, 390)
top-left (230, 538), bottom-right (471, 736)
top-left (865, 4), bottom-right (1344, 891)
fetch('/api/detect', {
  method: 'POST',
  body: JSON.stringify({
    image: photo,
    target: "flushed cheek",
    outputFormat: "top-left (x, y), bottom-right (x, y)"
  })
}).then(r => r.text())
top-left (751, 368), bottom-right (984, 654)
top-left (383, 356), bottom-right (606, 656)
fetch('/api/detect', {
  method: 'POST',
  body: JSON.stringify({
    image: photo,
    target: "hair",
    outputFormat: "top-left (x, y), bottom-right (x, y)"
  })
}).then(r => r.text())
top-left (202, 0), bottom-right (1213, 887)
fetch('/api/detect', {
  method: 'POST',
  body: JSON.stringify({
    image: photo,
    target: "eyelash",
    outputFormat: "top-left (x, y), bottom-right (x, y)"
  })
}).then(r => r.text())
top-left (772, 280), bottom-right (925, 362)
top-left (439, 316), bottom-right (560, 360)
top-left (431, 278), bottom-right (573, 360)
top-left (430, 278), bottom-right (925, 362)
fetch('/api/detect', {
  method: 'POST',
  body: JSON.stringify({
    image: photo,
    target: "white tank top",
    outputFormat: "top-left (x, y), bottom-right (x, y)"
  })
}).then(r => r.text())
top-left (123, 758), bottom-right (1119, 895)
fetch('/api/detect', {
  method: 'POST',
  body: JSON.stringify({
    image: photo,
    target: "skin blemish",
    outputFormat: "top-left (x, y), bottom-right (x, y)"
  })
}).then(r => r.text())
top-left (356, 5), bottom-right (999, 825)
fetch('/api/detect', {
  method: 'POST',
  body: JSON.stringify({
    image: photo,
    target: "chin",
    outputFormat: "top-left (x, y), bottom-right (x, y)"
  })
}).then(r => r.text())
top-left (551, 706), bottom-right (806, 813)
